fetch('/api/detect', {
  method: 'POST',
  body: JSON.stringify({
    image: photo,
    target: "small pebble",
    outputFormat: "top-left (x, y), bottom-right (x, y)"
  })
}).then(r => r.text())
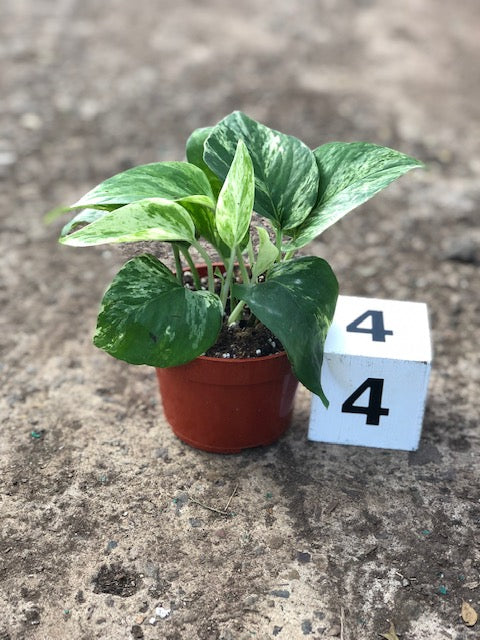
top-left (297, 551), bottom-right (311, 564)
top-left (148, 616), bottom-right (157, 625)
top-left (255, 349), bottom-right (262, 355)
top-left (131, 625), bottom-right (144, 639)
top-left (155, 606), bottom-right (170, 618)
top-left (301, 619), bottom-right (313, 634)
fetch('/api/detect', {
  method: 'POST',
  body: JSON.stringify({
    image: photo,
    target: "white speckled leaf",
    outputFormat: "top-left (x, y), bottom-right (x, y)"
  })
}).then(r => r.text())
top-left (233, 256), bottom-right (338, 406)
top-left (59, 198), bottom-right (196, 246)
top-left (71, 161), bottom-right (214, 209)
top-left (94, 255), bottom-right (223, 367)
top-left (204, 111), bottom-right (319, 230)
top-left (285, 142), bottom-right (423, 250)
top-left (216, 139), bottom-right (254, 247)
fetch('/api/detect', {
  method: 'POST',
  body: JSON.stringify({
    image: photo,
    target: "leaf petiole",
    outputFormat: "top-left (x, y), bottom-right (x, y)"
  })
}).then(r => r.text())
top-left (192, 240), bottom-right (215, 293)
top-left (172, 244), bottom-right (183, 285)
top-left (228, 299), bottom-right (245, 325)
top-left (220, 246), bottom-right (237, 309)
top-left (179, 245), bottom-right (201, 290)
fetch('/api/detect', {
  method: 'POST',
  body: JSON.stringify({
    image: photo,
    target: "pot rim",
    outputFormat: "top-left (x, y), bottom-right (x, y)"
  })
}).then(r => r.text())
top-left (195, 350), bottom-right (288, 365)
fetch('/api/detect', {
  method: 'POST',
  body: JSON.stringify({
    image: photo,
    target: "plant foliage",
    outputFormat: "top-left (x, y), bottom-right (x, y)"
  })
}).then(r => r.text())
top-left (58, 111), bottom-right (423, 405)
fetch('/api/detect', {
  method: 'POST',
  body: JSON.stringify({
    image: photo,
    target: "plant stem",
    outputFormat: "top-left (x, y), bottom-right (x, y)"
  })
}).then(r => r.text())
top-left (228, 299), bottom-right (245, 324)
top-left (284, 249), bottom-right (296, 261)
top-left (192, 240), bottom-right (215, 293)
top-left (172, 244), bottom-right (183, 284)
top-left (236, 248), bottom-right (250, 284)
top-left (179, 246), bottom-right (201, 290)
top-left (246, 237), bottom-right (255, 267)
top-left (220, 246), bottom-right (237, 309)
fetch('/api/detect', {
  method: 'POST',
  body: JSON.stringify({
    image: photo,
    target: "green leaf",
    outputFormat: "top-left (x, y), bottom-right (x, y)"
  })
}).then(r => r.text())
top-left (251, 227), bottom-right (279, 280)
top-left (94, 255), bottom-right (223, 367)
top-left (60, 198), bottom-right (196, 246)
top-left (60, 208), bottom-right (117, 238)
top-left (174, 194), bottom-right (217, 244)
top-left (233, 256), bottom-right (338, 406)
top-left (204, 111), bottom-right (319, 230)
top-left (186, 127), bottom-right (223, 198)
top-left (285, 142), bottom-right (423, 250)
top-left (71, 161), bottom-right (215, 209)
top-left (216, 139), bottom-right (254, 247)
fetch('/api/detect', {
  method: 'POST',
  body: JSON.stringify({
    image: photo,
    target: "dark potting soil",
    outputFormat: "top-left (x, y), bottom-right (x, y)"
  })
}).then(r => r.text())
top-left (205, 319), bottom-right (284, 359)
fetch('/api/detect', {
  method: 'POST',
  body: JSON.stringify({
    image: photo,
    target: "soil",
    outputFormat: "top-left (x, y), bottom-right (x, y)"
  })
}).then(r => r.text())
top-left (205, 320), bottom-right (283, 359)
top-left (1, 1), bottom-right (480, 639)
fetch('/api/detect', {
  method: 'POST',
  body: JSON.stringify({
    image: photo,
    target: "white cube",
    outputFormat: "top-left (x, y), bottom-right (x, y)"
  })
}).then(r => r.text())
top-left (308, 296), bottom-right (432, 451)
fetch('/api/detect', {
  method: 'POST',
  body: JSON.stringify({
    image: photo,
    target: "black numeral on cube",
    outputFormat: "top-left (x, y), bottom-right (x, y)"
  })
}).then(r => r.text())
top-left (341, 378), bottom-right (390, 426)
top-left (346, 310), bottom-right (393, 342)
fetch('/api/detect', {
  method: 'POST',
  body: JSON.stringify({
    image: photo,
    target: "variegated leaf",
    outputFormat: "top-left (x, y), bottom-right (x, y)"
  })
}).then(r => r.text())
top-left (204, 111), bottom-right (319, 231)
top-left (233, 256), bottom-right (338, 406)
top-left (94, 255), bottom-right (223, 367)
top-left (60, 198), bottom-right (196, 246)
top-left (216, 139), bottom-right (254, 247)
top-left (285, 142), bottom-right (423, 250)
top-left (71, 161), bottom-right (214, 209)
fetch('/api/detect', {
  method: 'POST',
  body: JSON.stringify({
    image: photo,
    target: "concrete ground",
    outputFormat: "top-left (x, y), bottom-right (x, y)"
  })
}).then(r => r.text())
top-left (1, 0), bottom-right (479, 638)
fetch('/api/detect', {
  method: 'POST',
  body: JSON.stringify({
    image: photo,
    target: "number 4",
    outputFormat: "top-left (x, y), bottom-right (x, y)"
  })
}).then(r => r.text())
top-left (346, 310), bottom-right (393, 342)
top-left (341, 378), bottom-right (390, 426)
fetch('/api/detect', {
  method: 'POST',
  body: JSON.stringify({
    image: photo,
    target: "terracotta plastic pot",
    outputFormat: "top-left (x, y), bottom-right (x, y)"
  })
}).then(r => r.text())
top-left (155, 263), bottom-right (299, 453)
top-left (156, 352), bottom-right (298, 453)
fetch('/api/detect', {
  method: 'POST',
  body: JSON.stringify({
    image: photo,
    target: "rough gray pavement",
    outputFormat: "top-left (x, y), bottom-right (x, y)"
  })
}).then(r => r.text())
top-left (1, 1), bottom-right (479, 638)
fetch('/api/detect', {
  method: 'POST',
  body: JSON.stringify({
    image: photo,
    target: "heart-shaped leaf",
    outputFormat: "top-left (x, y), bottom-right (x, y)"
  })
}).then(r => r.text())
top-left (233, 256), bottom-right (338, 405)
top-left (94, 255), bottom-right (223, 367)
top-left (285, 142), bottom-right (423, 250)
top-left (71, 161), bottom-right (214, 209)
top-left (186, 127), bottom-right (223, 198)
top-left (60, 198), bottom-right (196, 246)
top-left (216, 139), bottom-right (254, 247)
top-left (204, 111), bottom-right (319, 231)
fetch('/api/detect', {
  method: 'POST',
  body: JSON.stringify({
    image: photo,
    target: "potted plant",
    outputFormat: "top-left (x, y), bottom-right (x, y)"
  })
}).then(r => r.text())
top-left (56, 111), bottom-right (422, 452)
